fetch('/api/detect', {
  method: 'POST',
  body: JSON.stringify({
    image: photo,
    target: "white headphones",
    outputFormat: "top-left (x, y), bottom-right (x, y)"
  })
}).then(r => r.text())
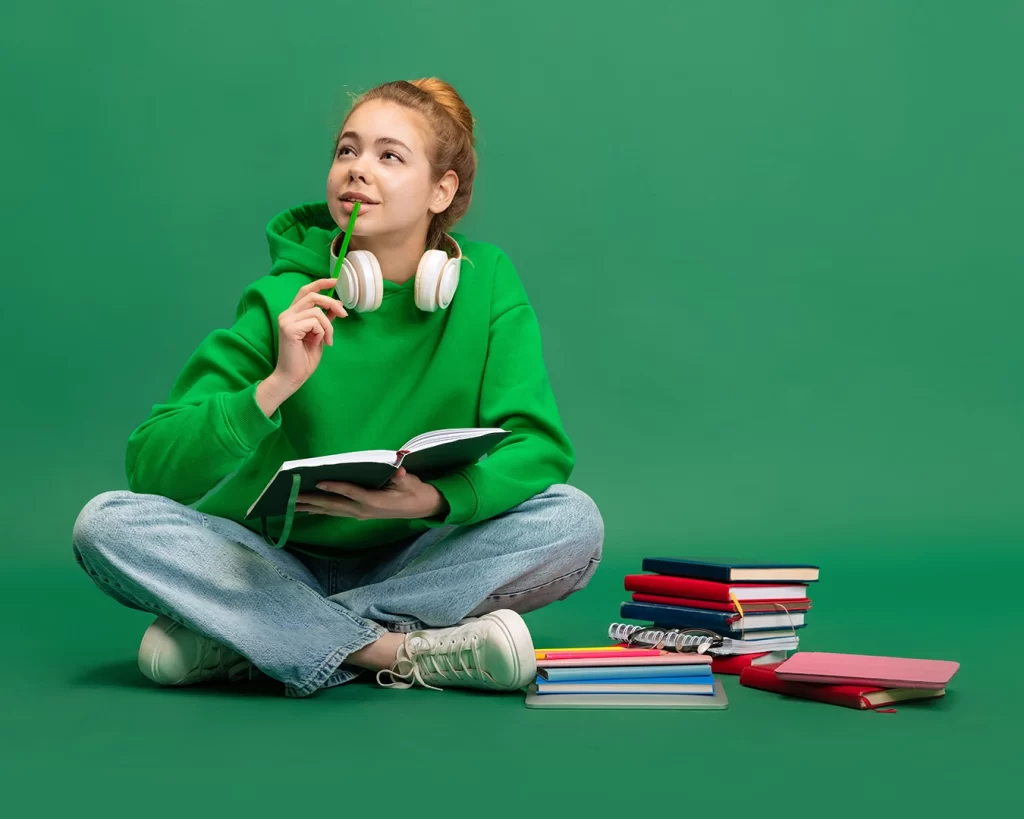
top-left (329, 231), bottom-right (463, 312)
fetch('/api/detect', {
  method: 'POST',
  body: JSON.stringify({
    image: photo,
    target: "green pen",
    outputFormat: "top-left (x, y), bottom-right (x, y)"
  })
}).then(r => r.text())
top-left (330, 200), bottom-right (360, 300)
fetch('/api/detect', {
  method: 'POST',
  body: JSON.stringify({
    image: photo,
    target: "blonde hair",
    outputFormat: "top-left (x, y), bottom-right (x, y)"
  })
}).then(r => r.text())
top-left (335, 78), bottom-right (477, 250)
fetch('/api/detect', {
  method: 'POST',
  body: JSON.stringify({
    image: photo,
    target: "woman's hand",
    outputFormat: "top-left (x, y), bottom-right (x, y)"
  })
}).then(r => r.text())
top-left (273, 277), bottom-right (348, 393)
top-left (295, 467), bottom-right (449, 521)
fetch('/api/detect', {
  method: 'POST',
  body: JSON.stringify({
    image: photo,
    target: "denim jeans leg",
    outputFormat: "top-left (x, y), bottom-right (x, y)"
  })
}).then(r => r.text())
top-left (71, 490), bottom-right (386, 698)
top-left (328, 484), bottom-right (604, 634)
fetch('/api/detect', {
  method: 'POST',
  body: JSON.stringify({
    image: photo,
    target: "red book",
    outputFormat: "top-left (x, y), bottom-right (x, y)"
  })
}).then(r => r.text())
top-left (711, 652), bottom-right (789, 675)
top-left (625, 574), bottom-right (808, 603)
top-left (739, 664), bottom-right (947, 710)
top-left (631, 592), bottom-right (812, 613)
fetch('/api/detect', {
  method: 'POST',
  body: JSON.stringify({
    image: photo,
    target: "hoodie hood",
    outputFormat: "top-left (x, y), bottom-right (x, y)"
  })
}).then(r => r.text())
top-left (265, 202), bottom-right (340, 279)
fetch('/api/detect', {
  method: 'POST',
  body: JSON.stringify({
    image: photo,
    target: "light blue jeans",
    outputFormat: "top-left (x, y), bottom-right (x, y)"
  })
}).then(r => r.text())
top-left (71, 485), bottom-right (603, 698)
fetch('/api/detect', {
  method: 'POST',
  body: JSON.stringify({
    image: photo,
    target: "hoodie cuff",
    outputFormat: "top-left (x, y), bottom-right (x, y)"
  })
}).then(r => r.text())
top-left (218, 382), bottom-right (282, 456)
top-left (423, 471), bottom-right (478, 527)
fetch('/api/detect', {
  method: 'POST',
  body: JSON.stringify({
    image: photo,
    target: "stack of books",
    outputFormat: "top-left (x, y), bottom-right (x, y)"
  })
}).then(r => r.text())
top-left (739, 651), bottom-right (960, 711)
top-left (524, 647), bottom-right (728, 710)
top-left (617, 558), bottom-right (820, 673)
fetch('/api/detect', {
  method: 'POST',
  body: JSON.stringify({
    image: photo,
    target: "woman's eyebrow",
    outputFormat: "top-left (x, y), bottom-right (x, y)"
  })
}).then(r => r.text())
top-left (339, 131), bottom-right (412, 153)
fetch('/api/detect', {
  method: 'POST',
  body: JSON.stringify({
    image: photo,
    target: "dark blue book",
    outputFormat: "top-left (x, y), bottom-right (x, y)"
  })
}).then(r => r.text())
top-left (641, 558), bottom-right (819, 583)
top-left (620, 601), bottom-right (807, 635)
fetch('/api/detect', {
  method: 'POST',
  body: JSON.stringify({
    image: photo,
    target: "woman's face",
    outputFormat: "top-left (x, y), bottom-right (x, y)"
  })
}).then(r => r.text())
top-left (326, 99), bottom-right (455, 240)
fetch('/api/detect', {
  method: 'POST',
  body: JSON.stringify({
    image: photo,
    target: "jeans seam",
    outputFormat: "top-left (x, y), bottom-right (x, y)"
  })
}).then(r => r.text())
top-left (483, 557), bottom-right (601, 601)
top-left (285, 624), bottom-right (386, 698)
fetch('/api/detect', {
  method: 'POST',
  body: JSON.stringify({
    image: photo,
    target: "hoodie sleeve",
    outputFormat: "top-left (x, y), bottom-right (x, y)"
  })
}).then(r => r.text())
top-left (424, 251), bottom-right (575, 525)
top-left (125, 284), bottom-right (283, 505)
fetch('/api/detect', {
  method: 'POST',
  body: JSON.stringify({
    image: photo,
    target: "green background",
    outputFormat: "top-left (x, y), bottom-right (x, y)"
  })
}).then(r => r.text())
top-left (3, 0), bottom-right (1021, 813)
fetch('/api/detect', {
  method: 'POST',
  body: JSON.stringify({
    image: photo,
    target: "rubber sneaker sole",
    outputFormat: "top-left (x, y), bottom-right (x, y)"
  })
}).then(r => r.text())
top-left (479, 609), bottom-right (537, 690)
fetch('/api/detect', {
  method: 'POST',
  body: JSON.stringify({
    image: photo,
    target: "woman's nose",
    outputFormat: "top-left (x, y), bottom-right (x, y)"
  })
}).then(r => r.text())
top-left (348, 159), bottom-right (371, 183)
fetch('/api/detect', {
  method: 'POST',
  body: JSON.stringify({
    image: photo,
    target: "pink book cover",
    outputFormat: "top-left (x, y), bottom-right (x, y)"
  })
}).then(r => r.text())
top-left (774, 652), bottom-right (959, 690)
top-left (537, 653), bottom-right (713, 669)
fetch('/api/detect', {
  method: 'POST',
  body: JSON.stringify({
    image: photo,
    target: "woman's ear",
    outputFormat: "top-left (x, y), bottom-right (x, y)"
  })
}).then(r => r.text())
top-left (430, 169), bottom-right (459, 214)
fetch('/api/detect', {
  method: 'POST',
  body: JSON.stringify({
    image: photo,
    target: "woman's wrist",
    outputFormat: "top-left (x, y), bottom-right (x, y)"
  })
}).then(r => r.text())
top-left (424, 485), bottom-right (449, 519)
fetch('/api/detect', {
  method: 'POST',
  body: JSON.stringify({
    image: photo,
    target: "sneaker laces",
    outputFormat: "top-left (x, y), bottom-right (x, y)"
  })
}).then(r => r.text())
top-left (197, 636), bottom-right (259, 682)
top-left (376, 628), bottom-right (485, 691)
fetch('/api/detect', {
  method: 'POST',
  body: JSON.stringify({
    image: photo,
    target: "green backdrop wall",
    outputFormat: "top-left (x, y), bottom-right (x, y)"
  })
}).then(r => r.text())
top-left (5, 1), bottom-right (1021, 559)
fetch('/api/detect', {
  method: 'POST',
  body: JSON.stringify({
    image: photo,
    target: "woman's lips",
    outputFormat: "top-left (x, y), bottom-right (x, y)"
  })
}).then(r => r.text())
top-left (341, 200), bottom-right (377, 215)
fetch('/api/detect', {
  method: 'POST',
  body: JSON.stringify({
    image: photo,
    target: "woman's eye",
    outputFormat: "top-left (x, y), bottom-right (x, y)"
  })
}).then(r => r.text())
top-left (336, 146), bottom-right (399, 162)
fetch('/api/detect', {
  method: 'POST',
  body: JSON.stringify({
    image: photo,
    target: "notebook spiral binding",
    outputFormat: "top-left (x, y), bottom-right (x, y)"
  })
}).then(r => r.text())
top-left (608, 623), bottom-right (724, 654)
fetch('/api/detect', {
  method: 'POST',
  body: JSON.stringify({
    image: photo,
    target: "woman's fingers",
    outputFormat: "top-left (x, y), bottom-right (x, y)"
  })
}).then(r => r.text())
top-left (299, 292), bottom-right (348, 318)
top-left (291, 277), bottom-right (338, 305)
top-left (295, 496), bottom-right (365, 517)
top-left (291, 307), bottom-right (333, 346)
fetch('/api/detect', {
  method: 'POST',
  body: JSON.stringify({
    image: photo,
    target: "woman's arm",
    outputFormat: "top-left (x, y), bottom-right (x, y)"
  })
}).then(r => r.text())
top-left (425, 252), bottom-right (575, 525)
top-left (125, 286), bottom-right (282, 505)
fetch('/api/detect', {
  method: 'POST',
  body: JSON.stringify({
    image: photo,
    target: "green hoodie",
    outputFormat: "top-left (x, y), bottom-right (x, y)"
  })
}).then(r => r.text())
top-left (125, 202), bottom-right (574, 558)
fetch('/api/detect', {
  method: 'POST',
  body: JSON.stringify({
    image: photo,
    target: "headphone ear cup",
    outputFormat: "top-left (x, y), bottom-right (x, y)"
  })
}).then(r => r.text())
top-left (336, 257), bottom-right (360, 310)
top-left (415, 249), bottom-right (459, 311)
top-left (437, 256), bottom-right (460, 309)
top-left (345, 250), bottom-right (382, 312)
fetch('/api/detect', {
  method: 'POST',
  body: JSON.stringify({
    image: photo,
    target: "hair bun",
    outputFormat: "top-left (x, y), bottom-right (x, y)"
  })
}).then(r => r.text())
top-left (411, 78), bottom-right (475, 146)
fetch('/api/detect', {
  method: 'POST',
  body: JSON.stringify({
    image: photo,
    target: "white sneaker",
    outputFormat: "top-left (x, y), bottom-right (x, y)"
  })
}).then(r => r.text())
top-left (138, 615), bottom-right (259, 686)
top-left (376, 609), bottom-right (536, 692)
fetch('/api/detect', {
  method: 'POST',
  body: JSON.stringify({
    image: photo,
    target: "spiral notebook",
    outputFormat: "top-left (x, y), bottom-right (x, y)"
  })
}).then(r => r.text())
top-left (609, 622), bottom-right (799, 655)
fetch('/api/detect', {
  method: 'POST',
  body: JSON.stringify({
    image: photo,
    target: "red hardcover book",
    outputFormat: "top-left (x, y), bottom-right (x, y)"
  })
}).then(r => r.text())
top-left (625, 574), bottom-right (808, 602)
top-left (739, 664), bottom-right (947, 710)
top-left (631, 592), bottom-right (812, 613)
top-left (711, 652), bottom-right (788, 675)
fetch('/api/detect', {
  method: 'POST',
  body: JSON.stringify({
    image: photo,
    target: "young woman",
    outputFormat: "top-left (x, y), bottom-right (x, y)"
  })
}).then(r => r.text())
top-left (72, 78), bottom-right (604, 698)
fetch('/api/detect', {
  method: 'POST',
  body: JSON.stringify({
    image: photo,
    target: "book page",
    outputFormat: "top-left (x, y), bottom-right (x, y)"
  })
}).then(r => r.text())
top-left (279, 449), bottom-right (398, 471)
top-left (401, 427), bottom-right (507, 453)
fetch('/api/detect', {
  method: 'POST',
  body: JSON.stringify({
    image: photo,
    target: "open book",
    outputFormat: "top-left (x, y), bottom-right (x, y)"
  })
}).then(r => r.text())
top-left (245, 427), bottom-right (509, 520)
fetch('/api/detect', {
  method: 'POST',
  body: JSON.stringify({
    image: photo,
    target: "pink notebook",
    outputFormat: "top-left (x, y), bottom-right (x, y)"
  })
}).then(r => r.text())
top-left (537, 654), bottom-right (712, 669)
top-left (774, 652), bottom-right (959, 690)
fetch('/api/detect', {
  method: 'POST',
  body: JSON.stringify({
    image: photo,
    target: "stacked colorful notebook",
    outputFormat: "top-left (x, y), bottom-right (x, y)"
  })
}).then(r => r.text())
top-left (739, 652), bottom-right (960, 711)
top-left (619, 558), bottom-right (820, 673)
top-left (524, 646), bottom-right (728, 710)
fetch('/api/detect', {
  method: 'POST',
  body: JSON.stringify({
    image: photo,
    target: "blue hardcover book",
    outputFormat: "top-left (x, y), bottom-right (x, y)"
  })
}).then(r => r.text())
top-left (620, 601), bottom-right (807, 634)
top-left (535, 675), bottom-right (715, 695)
top-left (538, 664), bottom-right (714, 682)
top-left (641, 558), bottom-right (819, 583)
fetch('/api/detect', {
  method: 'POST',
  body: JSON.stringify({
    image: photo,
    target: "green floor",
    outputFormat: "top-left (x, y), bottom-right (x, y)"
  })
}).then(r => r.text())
top-left (5, 538), bottom-right (1018, 815)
